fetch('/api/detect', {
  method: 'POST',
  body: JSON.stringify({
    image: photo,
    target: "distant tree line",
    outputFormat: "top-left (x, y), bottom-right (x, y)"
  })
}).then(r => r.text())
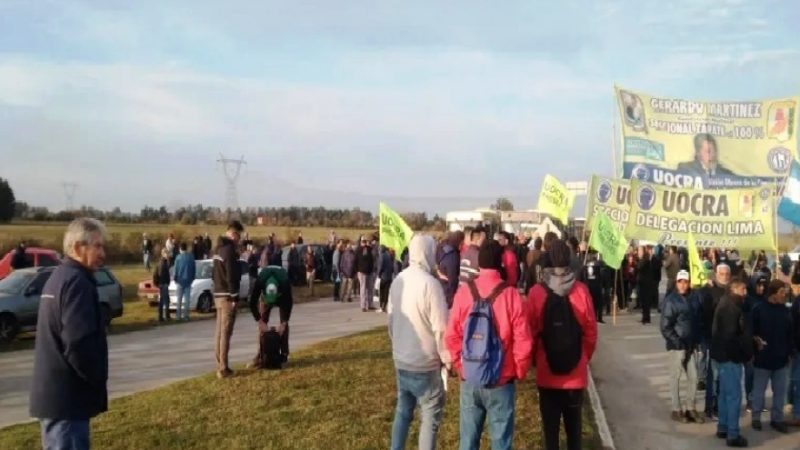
top-left (12, 202), bottom-right (446, 230)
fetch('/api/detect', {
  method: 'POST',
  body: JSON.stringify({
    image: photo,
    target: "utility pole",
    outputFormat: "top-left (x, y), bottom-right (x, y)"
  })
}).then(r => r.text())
top-left (61, 182), bottom-right (79, 211)
top-left (217, 154), bottom-right (246, 211)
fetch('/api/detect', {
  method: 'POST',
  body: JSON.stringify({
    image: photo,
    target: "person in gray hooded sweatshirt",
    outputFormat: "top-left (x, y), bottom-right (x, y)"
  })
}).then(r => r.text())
top-left (388, 234), bottom-right (451, 450)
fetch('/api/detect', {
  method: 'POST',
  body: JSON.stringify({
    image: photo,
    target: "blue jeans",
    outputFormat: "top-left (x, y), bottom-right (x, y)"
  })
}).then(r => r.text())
top-left (744, 362), bottom-right (754, 402)
top-left (791, 357), bottom-right (800, 419)
top-left (752, 366), bottom-right (789, 423)
top-left (459, 382), bottom-right (516, 450)
top-left (701, 344), bottom-right (718, 413)
top-left (717, 362), bottom-right (743, 439)
top-left (143, 253), bottom-right (151, 270)
top-left (158, 284), bottom-right (170, 320)
top-left (40, 419), bottom-right (90, 450)
top-left (176, 285), bottom-right (191, 320)
top-left (391, 369), bottom-right (445, 450)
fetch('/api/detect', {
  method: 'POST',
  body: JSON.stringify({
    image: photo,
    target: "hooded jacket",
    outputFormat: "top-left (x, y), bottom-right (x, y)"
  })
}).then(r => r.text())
top-left (527, 267), bottom-right (598, 389)
top-left (173, 251), bottom-right (196, 288)
top-left (388, 235), bottom-right (451, 372)
top-left (446, 268), bottom-right (533, 385)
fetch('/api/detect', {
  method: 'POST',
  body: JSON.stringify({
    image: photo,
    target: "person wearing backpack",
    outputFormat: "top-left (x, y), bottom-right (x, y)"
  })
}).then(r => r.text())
top-left (388, 235), bottom-right (451, 450)
top-left (248, 265), bottom-right (293, 369)
top-left (445, 240), bottom-right (533, 450)
top-left (527, 239), bottom-right (597, 450)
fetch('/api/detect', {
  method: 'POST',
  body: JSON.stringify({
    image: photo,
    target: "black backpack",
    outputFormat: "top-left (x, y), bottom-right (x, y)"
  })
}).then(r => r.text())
top-left (260, 328), bottom-right (284, 370)
top-left (540, 284), bottom-right (583, 375)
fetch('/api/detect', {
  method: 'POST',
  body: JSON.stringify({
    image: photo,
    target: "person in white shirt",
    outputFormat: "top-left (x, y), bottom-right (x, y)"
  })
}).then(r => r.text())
top-left (388, 234), bottom-right (451, 450)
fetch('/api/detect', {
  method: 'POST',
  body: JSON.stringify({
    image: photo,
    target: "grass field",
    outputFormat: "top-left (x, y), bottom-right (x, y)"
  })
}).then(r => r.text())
top-left (0, 263), bottom-right (333, 352)
top-left (0, 222), bottom-right (371, 256)
top-left (0, 328), bottom-right (601, 450)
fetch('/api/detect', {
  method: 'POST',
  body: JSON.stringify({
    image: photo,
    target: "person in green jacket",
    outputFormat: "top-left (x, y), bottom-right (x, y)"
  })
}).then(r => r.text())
top-left (248, 265), bottom-right (293, 368)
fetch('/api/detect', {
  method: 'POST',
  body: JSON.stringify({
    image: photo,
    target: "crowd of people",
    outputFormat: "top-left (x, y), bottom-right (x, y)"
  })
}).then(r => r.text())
top-left (658, 252), bottom-right (800, 447)
top-left (24, 216), bottom-right (800, 450)
top-left (388, 230), bottom-right (598, 450)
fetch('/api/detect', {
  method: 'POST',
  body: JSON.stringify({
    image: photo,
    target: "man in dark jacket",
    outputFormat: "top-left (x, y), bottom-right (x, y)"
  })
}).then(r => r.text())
top-left (212, 220), bottom-right (243, 379)
top-left (660, 270), bottom-right (704, 424)
top-left (742, 275), bottom-right (767, 411)
top-left (248, 265), bottom-right (293, 368)
top-left (437, 232), bottom-right (462, 308)
top-left (30, 219), bottom-right (109, 449)
top-left (711, 280), bottom-right (753, 447)
top-left (583, 252), bottom-right (606, 323)
top-left (356, 237), bottom-right (375, 312)
top-left (377, 246), bottom-right (394, 313)
top-left (10, 242), bottom-right (29, 270)
top-left (203, 233), bottom-right (213, 259)
top-left (636, 246), bottom-right (657, 325)
top-left (700, 263), bottom-right (731, 418)
top-left (155, 249), bottom-right (171, 322)
top-left (339, 242), bottom-right (356, 302)
top-left (750, 280), bottom-right (793, 433)
top-left (287, 242), bottom-right (301, 287)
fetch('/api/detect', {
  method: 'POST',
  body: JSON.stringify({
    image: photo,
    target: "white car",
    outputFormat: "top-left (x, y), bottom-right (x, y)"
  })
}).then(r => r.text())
top-left (788, 245), bottom-right (800, 262)
top-left (168, 259), bottom-right (251, 313)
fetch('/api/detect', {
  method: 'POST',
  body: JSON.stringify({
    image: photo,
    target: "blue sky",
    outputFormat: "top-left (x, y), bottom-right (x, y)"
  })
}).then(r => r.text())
top-left (2, 0), bottom-right (799, 214)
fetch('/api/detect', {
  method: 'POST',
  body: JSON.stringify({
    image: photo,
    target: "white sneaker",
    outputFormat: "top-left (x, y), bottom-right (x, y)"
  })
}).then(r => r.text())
top-left (375, 309), bottom-right (383, 314)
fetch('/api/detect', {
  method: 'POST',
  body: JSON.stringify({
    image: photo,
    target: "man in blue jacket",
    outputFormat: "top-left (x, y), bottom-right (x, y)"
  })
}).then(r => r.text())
top-left (30, 218), bottom-right (109, 450)
top-left (660, 270), bottom-right (705, 424)
top-left (750, 280), bottom-right (793, 433)
top-left (174, 243), bottom-right (196, 322)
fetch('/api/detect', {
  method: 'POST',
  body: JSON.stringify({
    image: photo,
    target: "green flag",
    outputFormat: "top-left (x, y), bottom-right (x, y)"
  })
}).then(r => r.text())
top-left (588, 209), bottom-right (628, 269)
top-left (379, 202), bottom-right (414, 261)
top-left (688, 232), bottom-right (708, 288)
top-left (537, 174), bottom-right (575, 224)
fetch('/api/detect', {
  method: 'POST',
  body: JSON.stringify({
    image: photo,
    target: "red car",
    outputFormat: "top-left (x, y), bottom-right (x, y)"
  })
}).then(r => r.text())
top-left (0, 247), bottom-right (61, 280)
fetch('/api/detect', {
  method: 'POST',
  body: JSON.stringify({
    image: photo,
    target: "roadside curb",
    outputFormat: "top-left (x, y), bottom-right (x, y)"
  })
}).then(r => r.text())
top-left (588, 367), bottom-right (616, 450)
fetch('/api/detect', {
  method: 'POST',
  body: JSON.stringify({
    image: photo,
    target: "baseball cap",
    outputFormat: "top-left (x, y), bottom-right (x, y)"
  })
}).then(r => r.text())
top-left (676, 270), bottom-right (690, 282)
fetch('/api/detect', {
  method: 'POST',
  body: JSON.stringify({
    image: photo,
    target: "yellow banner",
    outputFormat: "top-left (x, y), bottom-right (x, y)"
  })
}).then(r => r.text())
top-left (537, 174), bottom-right (574, 224)
top-left (586, 175), bottom-right (630, 232)
top-left (616, 86), bottom-right (798, 189)
top-left (626, 180), bottom-right (775, 249)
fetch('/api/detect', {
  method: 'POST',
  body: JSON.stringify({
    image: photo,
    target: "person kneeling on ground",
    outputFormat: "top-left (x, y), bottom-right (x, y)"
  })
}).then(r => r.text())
top-left (248, 265), bottom-right (293, 369)
top-left (660, 270), bottom-right (704, 424)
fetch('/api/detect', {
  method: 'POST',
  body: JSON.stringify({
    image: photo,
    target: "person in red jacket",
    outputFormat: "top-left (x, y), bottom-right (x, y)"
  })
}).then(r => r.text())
top-left (445, 240), bottom-right (533, 450)
top-left (497, 231), bottom-right (519, 288)
top-left (527, 239), bottom-right (598, 450)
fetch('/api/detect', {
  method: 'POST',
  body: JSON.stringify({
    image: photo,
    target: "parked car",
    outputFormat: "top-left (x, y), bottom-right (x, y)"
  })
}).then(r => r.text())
top-left (788, 245), bottom-right (800, 262)
top-left (168, 259), bottom-right (251, 313)
top-left (281, 244), bottom-right (328, 281)
top-left (0, 247), bottom-right (61, 280)
top-left (0, 266), bottom-right (124, 343)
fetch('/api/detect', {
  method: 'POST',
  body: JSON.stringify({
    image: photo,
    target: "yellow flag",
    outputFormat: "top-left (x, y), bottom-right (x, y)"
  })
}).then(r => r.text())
top-left (537, 175), bottom-right (575, 224)
top-left (688, 232), bottom-right (708, 288)
top-left (379, 202), bottom-right (414, 261)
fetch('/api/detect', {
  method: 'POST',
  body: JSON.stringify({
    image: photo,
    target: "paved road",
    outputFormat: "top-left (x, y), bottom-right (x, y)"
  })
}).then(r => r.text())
top-left (0, 299), bottom-right (387, 429)
top-left (591, 309), bottom-right (799, 450)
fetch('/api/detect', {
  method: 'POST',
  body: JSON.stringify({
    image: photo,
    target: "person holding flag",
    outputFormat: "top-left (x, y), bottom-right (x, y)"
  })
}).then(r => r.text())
top-left (588, 209), bottom-right (628, 320)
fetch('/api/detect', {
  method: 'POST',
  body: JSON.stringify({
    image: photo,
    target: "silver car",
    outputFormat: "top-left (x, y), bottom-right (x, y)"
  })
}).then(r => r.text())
top-left (0, 266), bottom-right (124, 343)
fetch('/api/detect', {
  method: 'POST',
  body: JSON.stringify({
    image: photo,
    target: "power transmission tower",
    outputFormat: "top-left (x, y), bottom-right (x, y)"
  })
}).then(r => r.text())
top-left (61, 182), bottom-right (79, 211)
top-left (217, 154), bottom-right (246, 211)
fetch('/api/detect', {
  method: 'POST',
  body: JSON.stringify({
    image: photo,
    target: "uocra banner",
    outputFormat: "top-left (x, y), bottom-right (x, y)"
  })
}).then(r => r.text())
top-left (626, 179), bottom-right (775, 249)
top-left (586, 175), bottom-right (630, 232)
top-left (616, 86), bottom-right (798, 190)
